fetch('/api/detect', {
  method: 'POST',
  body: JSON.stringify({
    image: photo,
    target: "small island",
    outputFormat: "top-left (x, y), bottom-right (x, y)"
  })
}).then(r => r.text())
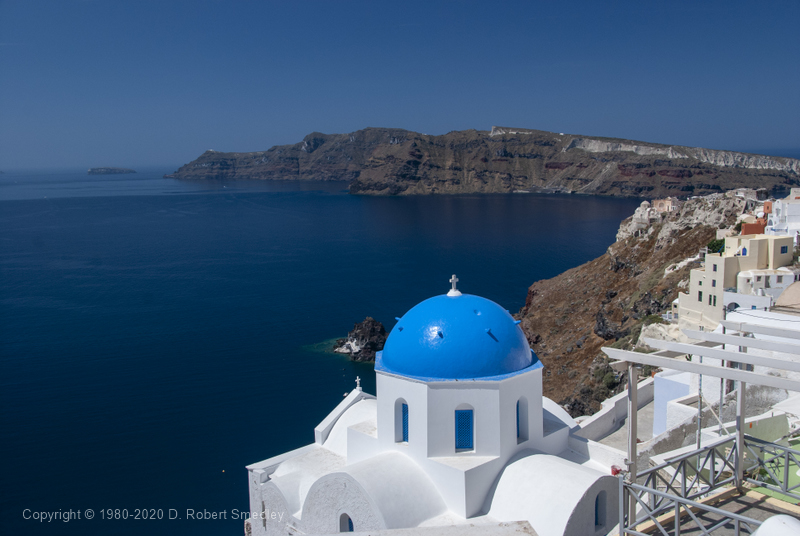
top-left (88, 167), bottom-right (136, 175)
top-left (332, 317), bottom-right (387, 362)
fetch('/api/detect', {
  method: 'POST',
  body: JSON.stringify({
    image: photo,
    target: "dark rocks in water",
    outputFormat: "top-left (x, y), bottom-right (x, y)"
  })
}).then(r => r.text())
top-left (88, 167), bottom-right (136, 175)
top-left (333, 317), bottom-right (387, 362)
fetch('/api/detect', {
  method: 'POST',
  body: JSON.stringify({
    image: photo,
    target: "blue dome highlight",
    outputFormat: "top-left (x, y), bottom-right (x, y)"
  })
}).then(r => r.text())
top-left (377, 293), bottom-right (539, 380)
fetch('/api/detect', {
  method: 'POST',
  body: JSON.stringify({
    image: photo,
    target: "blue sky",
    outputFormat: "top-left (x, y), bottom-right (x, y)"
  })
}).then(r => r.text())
top-left (1, 0), bottom-right (798, 169)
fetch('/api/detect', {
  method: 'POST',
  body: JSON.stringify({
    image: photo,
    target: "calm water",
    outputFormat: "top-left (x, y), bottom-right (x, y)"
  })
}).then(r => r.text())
top-left (0, 168), bottom-right (639, 535)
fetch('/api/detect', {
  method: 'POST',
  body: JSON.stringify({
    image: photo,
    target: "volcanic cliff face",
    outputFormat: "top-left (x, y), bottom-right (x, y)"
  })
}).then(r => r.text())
top-left (516, 193), bottom-right (747, 416)
top-left (166, 127), bottom-right (800, 198)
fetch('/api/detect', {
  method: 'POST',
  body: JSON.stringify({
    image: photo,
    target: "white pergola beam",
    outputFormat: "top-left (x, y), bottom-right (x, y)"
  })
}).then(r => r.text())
top-left (683, 329), bottom-right (800, 355)
top-left (642, 338), bottom-right (800, 373)
top-left (603, 348), bottom-right (800, 392)
top-left (720, 320), bottom-right (800, 341)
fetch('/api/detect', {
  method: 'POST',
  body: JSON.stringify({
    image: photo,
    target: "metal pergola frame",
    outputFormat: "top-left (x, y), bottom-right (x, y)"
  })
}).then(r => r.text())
top-left (602, 321), bottom-right (800, 535)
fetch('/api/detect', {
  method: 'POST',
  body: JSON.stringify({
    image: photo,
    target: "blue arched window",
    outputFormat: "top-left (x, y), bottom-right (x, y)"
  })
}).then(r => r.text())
top-left (402, 403), bottom-right (409, 442)
top-left (516, 397), bottom-right (528, 442)
top-left (455, 409), bottom-right (474, 450)
top-left (340, 513), bottom-right (354, 532)
top-left (395, 399), bottom-right (409, 443)
top-left (595, 491), bottom-right (607, 528)
top-left (742, 247), bottom-right (747, 256)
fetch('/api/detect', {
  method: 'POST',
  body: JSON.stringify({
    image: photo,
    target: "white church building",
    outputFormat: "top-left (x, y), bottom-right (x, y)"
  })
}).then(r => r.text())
top-left (245, 278), bottom-right (621, 536)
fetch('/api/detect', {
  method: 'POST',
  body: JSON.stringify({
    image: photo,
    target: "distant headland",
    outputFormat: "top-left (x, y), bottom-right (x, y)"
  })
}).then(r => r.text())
top-left (165, 126), bottom-right (800, 198)
top-left (88, 167), bottom-right (136, 175)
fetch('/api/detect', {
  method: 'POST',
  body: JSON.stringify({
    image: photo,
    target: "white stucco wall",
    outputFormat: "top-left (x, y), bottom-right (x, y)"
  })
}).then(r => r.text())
top-left (301, 473), bottom-right (386, 534)
top-left (488, 454), bottom-right (618, 536)
top-left (723, 291), bottom-right (772, 312)
top-left (653, 372), bottom-right (692, 436)
top-left (301, 452), bottom-right (447, 533)
top-left (373, 368), bottom-right (550, 518)
top-left (575, 378), bottom-right (655, 441)
top-left (324, 399), bottom-right (378, 457)
top-left (752, 514), bottom-right (800, 536)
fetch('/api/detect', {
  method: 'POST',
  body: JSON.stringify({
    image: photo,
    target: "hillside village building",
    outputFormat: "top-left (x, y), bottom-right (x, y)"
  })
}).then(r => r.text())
top-left (766, 188), bottom-right (800, 244)
top-left (678, 234), bottom-right (796, 331)
top-left (652, 197), bottom-right (681, 213)
top-left (245, 279), bottom-right (622, 536)
top-left (630, 200), bottom-right (660, 236)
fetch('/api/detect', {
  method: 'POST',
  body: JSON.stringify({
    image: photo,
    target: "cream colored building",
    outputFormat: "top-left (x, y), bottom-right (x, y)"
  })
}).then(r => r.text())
top-left (678, 234), bottom-right (795, 331)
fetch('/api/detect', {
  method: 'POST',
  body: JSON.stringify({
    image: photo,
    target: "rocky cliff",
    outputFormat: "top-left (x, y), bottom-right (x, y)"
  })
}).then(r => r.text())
top-left (166, 127), bottom-right (800, 198)
top-left (516, 193), bottom-right (748, 416)
top-left (333, 317), bottom-right (387, 362)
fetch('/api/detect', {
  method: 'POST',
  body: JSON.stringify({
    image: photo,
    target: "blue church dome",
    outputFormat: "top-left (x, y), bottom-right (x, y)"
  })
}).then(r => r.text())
top-left (376, 288), bottom-right (540, 381)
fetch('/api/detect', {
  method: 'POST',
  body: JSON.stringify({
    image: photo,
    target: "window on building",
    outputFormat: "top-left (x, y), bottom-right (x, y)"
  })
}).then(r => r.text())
top-left (698, 291), bottom-right (703, 302)
top-left (517, 397), bottom-right (529, 443)
top-left (698, 281), bottom-right (702, 286)
top-left (713, 264), bottom-right (718, 272)
top-left (713, 295), bottom-right (717, 307)
top-left (402, 403), bottom-right (409, 442)
top-left (757, 276), bottom-right (762, 282)
top-left (340, 514), bottom-right (354, 533)
top-left (781, 246), bottom-right (789, 254)
top-left (595, 491), bottom-right (607, 529)
top-left (712, 280), bottom-right (716, 287)
top-left (395, 399), bottom-right (409, 443)
top-left (778, 275), bottom-right (783, 283)
top-left (742, 247), bottom-right (748, 255)
top-left (455, 409), bottom-right (474, 451)
top-left (752, 305), bottom-right (757, 310)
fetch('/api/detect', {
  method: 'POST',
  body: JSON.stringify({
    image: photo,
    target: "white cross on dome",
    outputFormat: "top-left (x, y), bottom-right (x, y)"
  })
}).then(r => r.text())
top-left (447, 274), bottom-right (462, 297)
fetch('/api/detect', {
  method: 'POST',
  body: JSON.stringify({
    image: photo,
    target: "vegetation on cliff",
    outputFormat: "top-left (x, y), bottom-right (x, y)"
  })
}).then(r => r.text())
top-left (517, 193), bottom-right (747, 416)
top-left (166, 127), bottom-right (800, 198)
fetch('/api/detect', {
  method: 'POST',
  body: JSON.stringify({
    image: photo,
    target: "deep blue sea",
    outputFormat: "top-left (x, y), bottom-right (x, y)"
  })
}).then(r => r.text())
top-left (0, 167), bottom-right (640, 535)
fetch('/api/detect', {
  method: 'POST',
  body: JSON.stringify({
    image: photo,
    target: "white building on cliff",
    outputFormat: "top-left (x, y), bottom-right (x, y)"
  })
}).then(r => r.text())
top-left (678, 234), bottom-right (796, 331)
top-left (245, 278), bottom-right (622, 536)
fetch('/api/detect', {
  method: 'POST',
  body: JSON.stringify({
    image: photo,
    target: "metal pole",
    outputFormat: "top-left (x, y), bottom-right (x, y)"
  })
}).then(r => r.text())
top-left (736, 379), bottom-right (746, 488)
top-left (720, 326), bottom-right (725, 437)
top-left (735, 340), bottom-right (747, 490)
top-left (697, 354), bottom-right (703, 451)
top-left (627, 362), bottom-right (639, 520)
top-left (618, 475), bottom-right (625, 534)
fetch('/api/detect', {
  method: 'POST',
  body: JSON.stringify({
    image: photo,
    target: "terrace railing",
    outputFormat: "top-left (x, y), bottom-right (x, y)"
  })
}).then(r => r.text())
top-left (744, 435), bottom-right (800, 502)
top-left (619, 479), bottom-right (761, 536)
top-left (618, 435), bottom-right (764, 535)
